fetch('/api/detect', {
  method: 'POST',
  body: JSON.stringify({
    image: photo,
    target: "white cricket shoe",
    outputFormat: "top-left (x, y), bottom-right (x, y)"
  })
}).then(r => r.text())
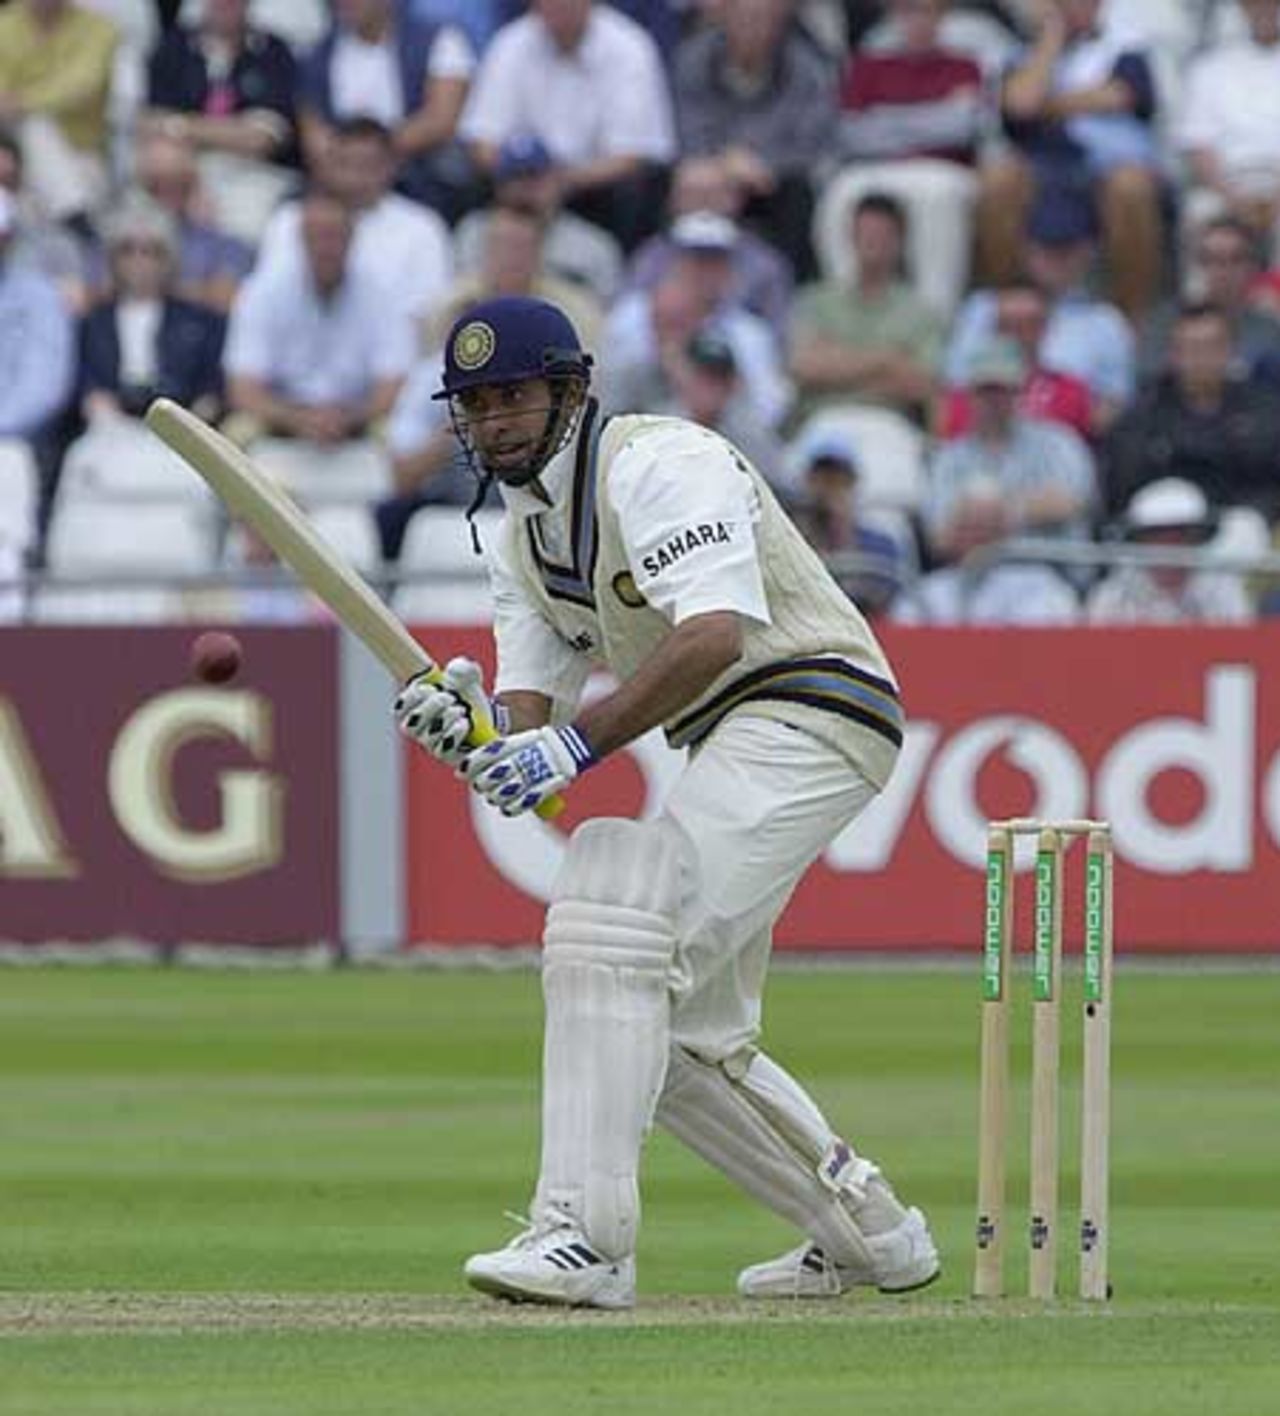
top-left (464, 1219), bottom-right (636, 1310)
top-left (736, 1207), bottom-right (940, 1300)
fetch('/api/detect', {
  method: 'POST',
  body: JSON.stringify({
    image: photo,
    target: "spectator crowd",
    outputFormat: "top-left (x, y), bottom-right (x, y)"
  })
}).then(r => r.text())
top-left (4, 0), bottom-right (1280, 626)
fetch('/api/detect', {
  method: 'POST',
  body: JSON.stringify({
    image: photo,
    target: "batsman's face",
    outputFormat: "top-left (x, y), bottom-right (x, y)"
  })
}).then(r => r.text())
top-left (455, 378), bottom-right (558, 479)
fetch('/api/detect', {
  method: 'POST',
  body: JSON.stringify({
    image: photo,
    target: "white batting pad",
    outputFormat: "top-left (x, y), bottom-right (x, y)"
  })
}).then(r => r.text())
top-left (535, 819), bottom-right (681, 1259)
top-left (657, 1047), bottom-right (907, 1270)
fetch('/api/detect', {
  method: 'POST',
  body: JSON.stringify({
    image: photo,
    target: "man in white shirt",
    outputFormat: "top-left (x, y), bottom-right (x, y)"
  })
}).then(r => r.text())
top-left (254, 116), bottom-right (453, 326)
top-left (224, 190), bottom-right (414, 500)
top-left (458, 0), bottom-right (676, 249)
top-left (1177, 0), bottom-right (1280, 256)
top-left (393, 294), bottom-right (939, 1310)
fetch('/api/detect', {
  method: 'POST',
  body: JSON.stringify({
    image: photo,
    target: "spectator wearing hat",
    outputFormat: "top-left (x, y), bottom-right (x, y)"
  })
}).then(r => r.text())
top-left (1103, 302), bottom-right (1280, 523)
top-left (621, 158), bottom-right (793, 345)
top-left (789, 191), bottom-right (944, 426)
top-left (254, 116), bottom-right (453, 329)
top-left (788, 431), bottom-right (907, 617)
top-left (459, 0), bottom-right (675, 251)
top-left (673, 0), bottom-right (836, 280)
top-left (299, 0), bottom-right (477, 220)
top-left (0, 186), bottom-right (74, 563)
top-left (1087, 477), bottom-right (1253, 624)
top-left (925, 335), bottom-right (1096, 565)
top-left (78, 198), bottom-right (227, 427)
top-left (946, 186), bottom-right (1135, 428)
top-left (938, 279), bottom-right (1093, 440)
top-left (141, 0), bottom-right (298, 243)
top-left (603, 216), bottom-right (790, 427)
top-left (977, 0), bottom-right (1162, 319)
top-left (1137, 217), bottom-right (1280, 390)
top-left (452, 134), bottom-right (623, 304)
top-left (0, 0), bottom-right (118, 231)
top-left (656, 328), bottom-right (785, 482)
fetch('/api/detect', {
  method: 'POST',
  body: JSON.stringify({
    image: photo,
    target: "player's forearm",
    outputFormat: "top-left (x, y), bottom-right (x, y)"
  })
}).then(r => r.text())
top-left (573, 610), bottom-right (743, 759)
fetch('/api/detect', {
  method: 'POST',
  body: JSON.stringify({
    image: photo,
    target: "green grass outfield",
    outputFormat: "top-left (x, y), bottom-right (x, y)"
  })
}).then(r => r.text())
top-left (1, 964), bottom-right (1277, 1415)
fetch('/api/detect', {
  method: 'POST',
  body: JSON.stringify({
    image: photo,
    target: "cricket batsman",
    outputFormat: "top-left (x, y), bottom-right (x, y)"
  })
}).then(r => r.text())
top-left (394, 295), bottom-right (939, 1308)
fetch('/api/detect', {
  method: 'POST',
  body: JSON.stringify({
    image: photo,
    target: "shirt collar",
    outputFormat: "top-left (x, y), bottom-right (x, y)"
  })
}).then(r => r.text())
top-left (497, 428), bottom-right (579, 520)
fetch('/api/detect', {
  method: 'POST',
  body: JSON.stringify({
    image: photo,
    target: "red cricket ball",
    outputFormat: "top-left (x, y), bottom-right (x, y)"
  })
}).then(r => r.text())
top-left (190, 630), bottom-right (243, 685)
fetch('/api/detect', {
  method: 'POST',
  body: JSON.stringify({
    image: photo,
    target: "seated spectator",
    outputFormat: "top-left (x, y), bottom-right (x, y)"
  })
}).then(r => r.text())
top-left (459, 0), bottom-right (674, 251)
top-left (978, 0), bottom-right (1162, 319)
top-left (655, 328), bottom-right (786, 482)
top-left (0, 0), bottom-right (118, 230)
top-left (947, 187), bottom-right (1135, 428)
top-left (1087, 477), bottom-right (1254, 624)
top-left (79, 199), bottom-right (227, 426)
top-left (255, 117), bottom-right (453, 328)
top-left (833, 0), bottom-right (985, 316)
top-left (0, 127), bottom-right (88, 313)
top-left (789, 191), bottom-right (943, 425)
top-left (224, 191), bottom-right (414, 499)
top-left (299, 0), bottom-right (476, 219)
top-left (893, 475), bottom-right (1080, 624)
top-left (1104, 302), bottom-right (1280, 522)
top-left (786, 430), bottom-right (906, 617)
top-left (433, 203), bottom-right (604, 354)
top-left (452, 134), bottom-right (623, 304)
top-left (938, 279), bottom-right (1093, 439)
top-left (1138, 217), bottom-right (1280, 389)
top-left (925, 336), bottom-right (1096, 563)
top-left (1176, 0), bottom-right (1280, 260)
top-left (0, 188), bottom-right (75, 560)
top-left (604, 226), bottom-right (790, 427)
top-left (621, 156), bottom-right (793, 345)
top-left (673, 0), bottom-right (836, 278)
top-left (141, 0), bottom-right (298, 244)
top-left (96, 132), bottom-right (255, 314)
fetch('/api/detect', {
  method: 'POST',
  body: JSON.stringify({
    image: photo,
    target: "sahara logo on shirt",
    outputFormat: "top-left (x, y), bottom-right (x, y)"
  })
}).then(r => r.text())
top-left (641, 521), bottom-right (735, 578)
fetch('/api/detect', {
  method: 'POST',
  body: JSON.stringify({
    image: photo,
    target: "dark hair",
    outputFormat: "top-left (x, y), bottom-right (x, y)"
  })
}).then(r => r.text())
top-left (1198, 216), bottom-right (1264, 266)
top-left (853, 191), bottom-right (908, 237)
top-left (331, 115), bottom-right (394, 147)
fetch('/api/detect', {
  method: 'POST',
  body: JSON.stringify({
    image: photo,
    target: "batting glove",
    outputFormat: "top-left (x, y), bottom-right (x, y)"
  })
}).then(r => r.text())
top-left (461, 724), bottom-right (597, 817)
top-left (394, 657), bottom-right (503, 768)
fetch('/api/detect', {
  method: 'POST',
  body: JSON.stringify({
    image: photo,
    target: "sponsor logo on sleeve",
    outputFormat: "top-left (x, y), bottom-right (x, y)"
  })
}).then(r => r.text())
top-left (640, 521), bottom-right (734, 579)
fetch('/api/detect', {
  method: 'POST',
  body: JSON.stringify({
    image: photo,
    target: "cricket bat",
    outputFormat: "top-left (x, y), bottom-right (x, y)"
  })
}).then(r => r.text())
top-left (144, 397), bottom-right (563, 818)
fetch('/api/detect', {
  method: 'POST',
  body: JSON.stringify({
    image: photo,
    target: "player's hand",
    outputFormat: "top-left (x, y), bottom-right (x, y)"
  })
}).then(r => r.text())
top-left (461, 724), bottom-right (597, 817)
top-left (394, 657), bottom-right (493, 768)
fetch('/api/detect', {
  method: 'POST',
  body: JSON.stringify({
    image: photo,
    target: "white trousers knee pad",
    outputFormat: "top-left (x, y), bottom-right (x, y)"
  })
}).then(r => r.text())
top-left (656, 1046), bottom-right (891, 1270)
top-left (536, 818), bottom-right (681, 1259)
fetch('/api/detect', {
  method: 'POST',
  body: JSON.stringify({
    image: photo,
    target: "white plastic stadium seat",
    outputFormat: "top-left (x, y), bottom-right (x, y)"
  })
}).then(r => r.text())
top-left (813, 160), bottom-right (978, 321)
top-left (308, 502), bottom-right (381, 576)
top-left (250, 437), bottom-right (394, 507)
top-left (38, 498), bottom-right (218, 622)
top-left (60, 421), bottom-right (216, 505)
top-left (785, 406), bottom-right (927, 513)
top-left (395, 506), bottom-right (500, 625)
top-left (0, 438), bottom-right (39, 554)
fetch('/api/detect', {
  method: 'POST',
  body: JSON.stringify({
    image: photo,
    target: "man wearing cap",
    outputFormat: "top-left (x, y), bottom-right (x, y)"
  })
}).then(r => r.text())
top-left (452, 134), bottom-right (623, 304)
top-left (1087, 477), bottom-right (1253, 623)
top-left (925, 334), bottom-right (1096, 564)
top-left (946, 185), bottom-right (1136, 426)
top-left (393, 293), bottom-right (938, 1309)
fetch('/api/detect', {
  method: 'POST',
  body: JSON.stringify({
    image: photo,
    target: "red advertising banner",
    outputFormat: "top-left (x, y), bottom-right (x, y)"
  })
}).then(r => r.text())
top-left (0, 626), bottom-right (340, 945)
top-left (407, 625), bottom-right (1280, 953)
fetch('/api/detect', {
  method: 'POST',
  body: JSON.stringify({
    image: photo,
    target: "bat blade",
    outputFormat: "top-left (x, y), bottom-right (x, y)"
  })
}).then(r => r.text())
top-left (145, 398), bottom-right (564, 817)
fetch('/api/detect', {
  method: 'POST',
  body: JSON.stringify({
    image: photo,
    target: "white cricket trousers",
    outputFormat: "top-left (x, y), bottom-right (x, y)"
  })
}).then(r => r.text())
top-left (658, 713), bottom-right (882, 1061)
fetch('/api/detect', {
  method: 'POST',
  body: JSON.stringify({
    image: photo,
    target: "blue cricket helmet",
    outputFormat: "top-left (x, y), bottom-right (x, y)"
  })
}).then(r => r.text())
top-left (434, 295), bottom-right (593, 399)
